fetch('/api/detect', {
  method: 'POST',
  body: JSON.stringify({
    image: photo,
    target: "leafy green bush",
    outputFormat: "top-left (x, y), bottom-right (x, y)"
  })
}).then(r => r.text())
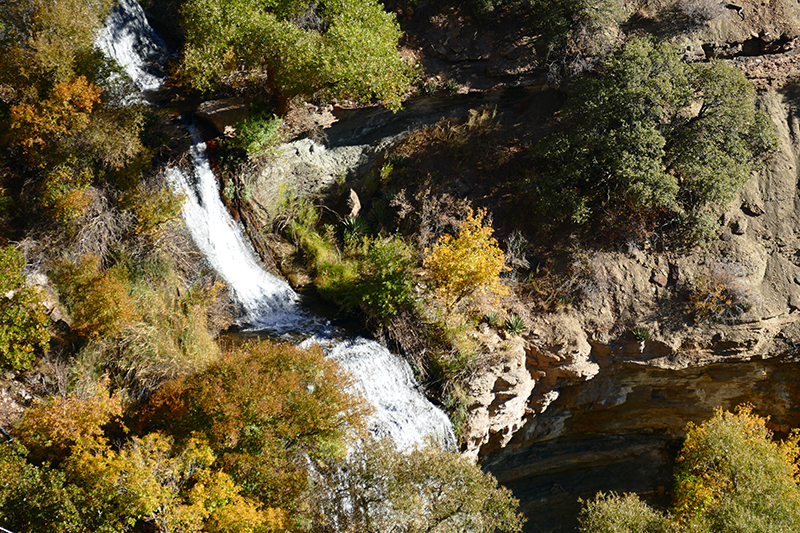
top-left (180, 0), bottom-right (411, 110)
top-left (578, 492), bottom-right (673, 533)
top-left (357, 237), bottom-right (417, 322)
top-left (309, 438), bottom-right (525, 533)
top-left (0, 245), bottom-right (51, 370)
top-left (531, 38), bottom-right (777, 240)
top-left (231, 113), bottom-right (284, 160)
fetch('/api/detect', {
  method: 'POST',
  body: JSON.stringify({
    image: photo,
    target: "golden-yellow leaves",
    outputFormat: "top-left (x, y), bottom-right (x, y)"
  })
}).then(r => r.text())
top-left (424, 207), bottom-right (509, 312)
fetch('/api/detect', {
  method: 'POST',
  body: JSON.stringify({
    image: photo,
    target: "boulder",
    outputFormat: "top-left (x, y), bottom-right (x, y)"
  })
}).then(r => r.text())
top-left (196, 97), bottom-right (249, 136)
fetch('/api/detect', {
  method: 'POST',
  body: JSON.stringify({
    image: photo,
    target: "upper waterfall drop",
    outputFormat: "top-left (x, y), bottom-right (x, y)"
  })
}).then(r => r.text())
top-left (96, 0), bottom-right (167, 93)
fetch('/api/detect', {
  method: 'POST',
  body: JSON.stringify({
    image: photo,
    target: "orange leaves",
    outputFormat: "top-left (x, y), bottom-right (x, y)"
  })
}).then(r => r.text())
top-left (11, 76), bottom-right (102, 154)
top-left (423, 207), bottom-right (509, 313)
top-left (9, 76), bottom-right (102, 164)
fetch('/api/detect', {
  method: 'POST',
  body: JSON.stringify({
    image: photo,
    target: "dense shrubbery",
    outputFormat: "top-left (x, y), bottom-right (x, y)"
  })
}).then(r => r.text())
top-left (143, 340), bottom-right (367, 516)
top-left (531, 38), bottom-right (778, 240)
top-left (578, 406), bottom-right (800, 532)
top-left (310, 438), bottom-right (525, 533)
top-left (0, 246), bottom-right (51, 370)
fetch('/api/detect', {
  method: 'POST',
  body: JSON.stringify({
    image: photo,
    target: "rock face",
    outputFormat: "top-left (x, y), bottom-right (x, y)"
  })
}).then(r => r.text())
top-left (462, 338), bottom-right (536, 460)
top-left (475, 86), bottom-right (800, 532)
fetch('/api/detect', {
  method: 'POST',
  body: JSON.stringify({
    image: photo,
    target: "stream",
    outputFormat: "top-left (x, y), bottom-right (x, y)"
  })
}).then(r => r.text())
top-left (98, 0), bottom-right (455, 451)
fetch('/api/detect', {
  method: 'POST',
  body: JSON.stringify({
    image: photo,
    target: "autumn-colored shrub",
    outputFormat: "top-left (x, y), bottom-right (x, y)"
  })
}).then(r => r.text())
top-left (688, 262), bottom-right (752, 323)
top-left (578, 406), bottom-right (800, 532)
top-left (52, 255), bottom-right (139, 339)
top-left (122, 180), bottom-right (184, 235)
top-left (424, 207), bottom-right (509, 313)
top-left (0, 431), bottom-right (273, 533)
top-left (14, 383), bottom-right (123, 464)
top-left (66, 433), bottom-right (273, 533)
top-left (0, 245), bottom-right (51, 370)
top-left (673, 405), bottom-right (800, 529)
top-left (144, 340), bottom-right (367, 515)
top-left (40, 164), bottom-right (94, 224)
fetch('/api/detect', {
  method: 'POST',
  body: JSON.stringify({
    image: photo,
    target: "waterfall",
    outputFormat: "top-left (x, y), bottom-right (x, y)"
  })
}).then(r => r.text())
top-left (100, 0), bottom-right (456, 451)
top-left (95, 0), bottom-right (167, 94)
top-left (165, 130), bottom-right (456, 450)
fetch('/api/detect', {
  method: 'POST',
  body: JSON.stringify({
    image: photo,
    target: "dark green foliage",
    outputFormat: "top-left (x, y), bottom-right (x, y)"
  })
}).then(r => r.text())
top-left (231, 113), bottom-right (284, 160)
top-left (357, 237), bottom-right (418, 322)
top-left (0, 245), bottom-right (51, 370)
top-left (531, 38), bottom-right (777, 239)
top-left (341, 215), bottom-right (370, 247)
top-left (484, 312), bottom-right (502, 328)
top-left (318, 235), bottom-right (418, 323)
top-left (0, 442), bottom-right (82, 533)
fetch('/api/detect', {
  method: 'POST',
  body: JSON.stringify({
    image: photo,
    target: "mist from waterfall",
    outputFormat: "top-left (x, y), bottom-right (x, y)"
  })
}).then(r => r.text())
top-left (99, 0), bottom-right (456, 450)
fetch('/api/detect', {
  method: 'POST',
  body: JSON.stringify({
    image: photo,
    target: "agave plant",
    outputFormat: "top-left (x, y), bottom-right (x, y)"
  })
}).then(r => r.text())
top-left (504, 314), bottom-right (525, 336)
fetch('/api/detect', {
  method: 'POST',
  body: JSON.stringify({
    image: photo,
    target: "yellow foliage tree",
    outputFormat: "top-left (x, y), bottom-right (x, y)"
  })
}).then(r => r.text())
top-left (15, 382), bottom-right (123, 464)
top-left (66, 433), bottom-right (275, 533)
top-left (424, 207), bottom-right (509, 312)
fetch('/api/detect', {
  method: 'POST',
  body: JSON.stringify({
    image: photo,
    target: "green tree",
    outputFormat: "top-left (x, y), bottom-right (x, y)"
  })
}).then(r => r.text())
top-left (0, 245), bottom-right (51, 370)
top-left (309, 438), bottom-right (525, 533)
top-left (532, 38), bottom-right (777, 239)
top-left (424, 208), bottom-right (509, 312)
top-left (179, 0), bottom-right (411, 111)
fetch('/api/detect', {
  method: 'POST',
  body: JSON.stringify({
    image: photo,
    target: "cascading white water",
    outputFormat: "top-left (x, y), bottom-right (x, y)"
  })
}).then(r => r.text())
top-left (166, 130), bottom-right (456, 450)
top-left (95, 0), bottom-right (167, 93)
top-left (100, 0), bottom-right (456, 450)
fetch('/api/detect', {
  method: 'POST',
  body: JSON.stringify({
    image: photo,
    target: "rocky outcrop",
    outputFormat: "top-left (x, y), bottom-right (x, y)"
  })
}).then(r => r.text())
top-left (196, 97), bottom-right (249, 136)
top-left (462, 338), bottom-right (536, 459)
top-left (474, 86), bottom-right (800, 532)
